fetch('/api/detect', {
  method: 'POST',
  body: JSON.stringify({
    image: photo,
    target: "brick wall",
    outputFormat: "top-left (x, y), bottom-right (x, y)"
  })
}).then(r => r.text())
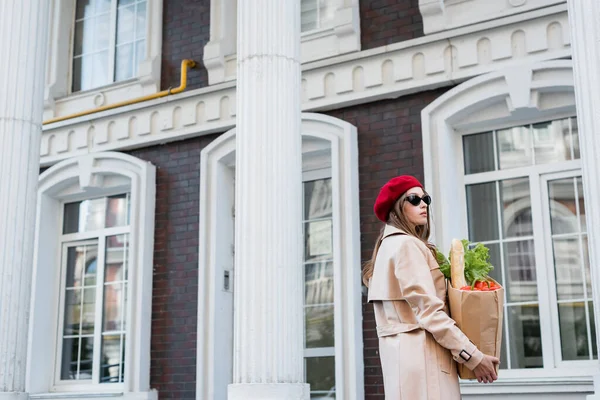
top-left (161, 0), bottom-right (211, 91)
top-left (326, 87), bottom-right (450, 398)
top-left (129, 134), bottom-right (218, 399)
top-left (360, 0), bottom-right (424, 50)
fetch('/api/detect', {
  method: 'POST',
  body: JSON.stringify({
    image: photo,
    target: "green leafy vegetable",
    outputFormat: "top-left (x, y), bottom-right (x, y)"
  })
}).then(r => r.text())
top-left (436, 239), bottom-right (494, 285)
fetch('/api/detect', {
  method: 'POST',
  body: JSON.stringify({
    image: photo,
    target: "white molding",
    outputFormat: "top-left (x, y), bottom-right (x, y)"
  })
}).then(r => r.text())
top-left (27, 152), bottom-right (156, 398)
top-left (41, 5), bottom-right (571, 167)
top-left (419, 0), bottom-right (565, 34)
top-left (420, 59), bottom-right (575, 251)
top-left (196, 113), bottom-right (363, 400)
top-left (43, 0), bottom-right (163, 121)
top-left (203, 0), bottom-right (361, 84)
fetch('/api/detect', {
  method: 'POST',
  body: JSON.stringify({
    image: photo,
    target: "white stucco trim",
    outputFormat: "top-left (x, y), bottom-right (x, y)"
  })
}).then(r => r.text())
top-left (196, 113), bottom-right (363, 400)
top-left (43, 0), bottom-right (163, 121)
top-left (203, 0), bottom-right (361, 84)
top-left (27, 152), bottom-right (156, 399)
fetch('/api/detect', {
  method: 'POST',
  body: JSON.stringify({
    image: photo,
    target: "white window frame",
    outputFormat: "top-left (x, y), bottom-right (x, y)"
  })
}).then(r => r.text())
top-left (203, 0), bottom-right (361, 84)
top-left (421, 60), bottom-right (597, 394)
top-left (196, 113), bottom-right (364, 400)
top-left (28, 152), bottom-right (157, 400)
top-left (418, 0), bottom-right (564, 34)
top-left (43, 0), bottom-right (163, 122)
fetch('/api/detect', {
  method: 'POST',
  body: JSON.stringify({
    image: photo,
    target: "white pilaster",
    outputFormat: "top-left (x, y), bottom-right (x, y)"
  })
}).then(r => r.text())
top-left (0, 0), bottom-right (50, 397)
top-left (567, 2), bottom-right (600, 399)
top-left (229, 0), bottom-right (309, 399)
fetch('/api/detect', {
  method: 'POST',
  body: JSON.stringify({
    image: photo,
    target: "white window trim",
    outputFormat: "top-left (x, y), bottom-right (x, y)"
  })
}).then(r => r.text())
top-left (28, 152), bottom-right (157, 400)
top-left (421, 59), bottom-right (599, 391)
top-left (203, 0), bottom-right (361, 84)
top-left (196, 113), bottom-right (364, 399)
top-left (43, 0), bottom-right (163, 121)
top-left (418, 0), bottom-right (564, 34)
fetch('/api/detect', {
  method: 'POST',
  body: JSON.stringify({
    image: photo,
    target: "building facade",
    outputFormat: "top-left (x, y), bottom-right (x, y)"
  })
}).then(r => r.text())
top-left (1, 0), bottom-right (600, 399)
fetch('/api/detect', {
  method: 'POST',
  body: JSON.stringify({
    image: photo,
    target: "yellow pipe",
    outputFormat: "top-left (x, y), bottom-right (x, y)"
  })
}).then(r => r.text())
top-left (43, 59), bottom-right (197, 125)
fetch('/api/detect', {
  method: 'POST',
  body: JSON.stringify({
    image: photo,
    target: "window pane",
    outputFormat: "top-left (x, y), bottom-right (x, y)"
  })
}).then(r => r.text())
top-left (559, 302), bottom-right (591, 360)
top-left (106, 234), bottom-right (129, 282)
top-left (578, 177), bottom-right (586, 232)
top-left (116, 5), bottom-right (135, 45)
top-left (504, 240), bottom-right (537, 302)
top-left (306, 356), bottom-right (335, 393)
top-left (305, 262), bottom-right (333, 305)
top-left (497, 126), bottom-right (533, 170)
top-left (103, 283), bottom-right (125, 331)
top-left (92, 51), bottom-right (109, 88)
top-left (135, 39), bottom-right (146, 68)
top-left (501, 178), bottom-right (532, 238)
top-left (584, 235), bottom-right (592, 299)
top-left (82, 288), bottom-right (97, 334)
top-left (61, 338), bottom-right (79, 380)
top-left (65, 244), bottom-right (98, 287)
top-left (76, 0), bottom-right (111, 19)
top-left (94, 14), bottom-right (111, 50)
top-left (136, 1), bottom-right (147, 38)
top-left (304, 179), bottom-right (333, 220)
top-left (553, 237), bottom-right (585, 301)
top-left (507, 305), bottom-right (542, 368)
top-left (548, 178), bottom-right (578, 235)
top-left (101, 334), bottom-right (126, 383)
top-left (533, 120), bottom-right (572, 164)
top-left (106, 194), bottom-right (130, 228)
top-left (572, 117), bottom-right (581, 159)
top-left (305, 305), bottom-right (334, 348)
top-left (466, 182), bottom-right (499, 242)
top-left (485, 243), bottom-right (502, 286)
top-left (73, 19), bottom-right (94, 56)
top-left (72, 56), bottom-right (90, 92)
top-left (301, 0), bottom-right (318, 32)
top-left (304, 220), bottom-right (333, 261)
top-left (463, 132), bottom-right (495, 174)
top-left (79, 336), bottom-right (95, 379)
top-left (115, 44), bottom-right (134, 81)
top-left (63, 289), bottom-right (82, 336)
top-left (590, 302), bottom-right (597, 358)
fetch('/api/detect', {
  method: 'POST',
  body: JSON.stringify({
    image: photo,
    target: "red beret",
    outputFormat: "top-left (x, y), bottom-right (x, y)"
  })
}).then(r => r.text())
top-left (374, 175), bottom-right (423, 222)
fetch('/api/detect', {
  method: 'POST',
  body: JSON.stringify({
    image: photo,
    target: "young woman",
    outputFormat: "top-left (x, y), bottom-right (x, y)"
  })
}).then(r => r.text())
top-left (363, 175), bottom-right (499, 399)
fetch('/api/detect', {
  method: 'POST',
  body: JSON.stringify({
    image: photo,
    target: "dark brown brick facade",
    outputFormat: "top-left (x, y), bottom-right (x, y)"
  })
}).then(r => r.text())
top-left (326, 87), bottom-right (450, 398)
top-left (161, 0), bottom-right (211, 91)
top-left (129, 134), bottom-right (217, 399)
top-left (360, 0), bottom-right (424, 50)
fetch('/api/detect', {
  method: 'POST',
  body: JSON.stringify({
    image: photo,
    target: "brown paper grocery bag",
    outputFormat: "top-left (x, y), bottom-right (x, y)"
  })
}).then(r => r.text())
top-left (448, 282), bottom-right (504, 380)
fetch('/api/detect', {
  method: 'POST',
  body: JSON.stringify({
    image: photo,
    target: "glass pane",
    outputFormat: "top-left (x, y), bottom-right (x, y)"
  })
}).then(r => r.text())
top-left (485, 243), bottom-right (502, 287)
top-left (497, 126), bottom-right (533, 170)
top-left (306, 356), bottom-right (335, 392)
top-left (94, 14), bottom-right (111, 50)
top-left (79, 336), bottom-right (94, 379)
top-left (553, 237), bottom-right (585, 300)
top-left (95, 0), bottom-right (111, 13)
top-left (118, 0), bottom-right (135, 6)
top-left (301, 0), bottom-right (318, 32)
top-left (498, 326), bottom-right (508, 370)
top-left (135, 39), bottom-right (146, 68)
top-left (76, 0), bottom-right (110, 19)
top-left (463, 132), bottom-right (495, 174)
top-left (101, 334), bottom-right (125, 383)
top-left (61, 337), bottom-right (79, 380)
top-left (65, 244), bottom-right (98, 287)
top-left (507, 305), bottom-right (542, 368)
top-left (63, 202), bottom-right (81, 234)
top-left (65, 198), bottom-right (106, 233)
top-left (572, 117), bottom-right (580, 159)
top-left (584, 235), bottom-right (592, 299)
top-left (72, 56), bottom-right (89, 92)
top-left (533, 120), bottom-right (571, 164)
top-left (504, 240), bottom-right (537, 302)
top-left (82, 288), bottom-right (96, 334)
top-left (105, 194), bottom-right (130, 228)
top-left (578, 177), bottom-right (586, 232)
top-left (115, 44), bottom-right (134, 81)
top-left (63, 289), bottom-right (81, 335)
top-left (304, 179), bottom-right (333, 220)
top-left (304, 220), bottom-right (333, 262)
top-left (305, 305), bottom-right (334, 348)
top-left (501, 178), bottom-right (532, 238)
top-left (92, 51), bottom-right (109, 88)
top-left (319, 0), bottom-right (339, 30)
top-left (590, 302), bottom-right (597, 358)
top-left (559, 302), bottom-right (590, 360)
top-left (305, 262), bottom-right (334, 305)
top-left (136, 1), bottom-right (147, 38)
top-left (73, 20), bottom-right (94, 56)
top-left (106, 234), bottom-right (129, 282)
top-left (548, 178), bottom-right (578, 235)
top-left (117, 5), bottom-right (135, 45)
top-left (466, 182), bottom-right (499, 242)
top-left (103, 283), bottom-right (125, 331)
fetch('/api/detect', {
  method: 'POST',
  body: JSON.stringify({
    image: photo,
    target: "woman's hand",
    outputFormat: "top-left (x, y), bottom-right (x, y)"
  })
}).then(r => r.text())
top-left (473, 354), bottom-right (500, 383)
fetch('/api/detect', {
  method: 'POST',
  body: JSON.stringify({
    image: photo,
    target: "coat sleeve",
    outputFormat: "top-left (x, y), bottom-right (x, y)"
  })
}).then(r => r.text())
top-left (394, 238), bottom-right (484, 371)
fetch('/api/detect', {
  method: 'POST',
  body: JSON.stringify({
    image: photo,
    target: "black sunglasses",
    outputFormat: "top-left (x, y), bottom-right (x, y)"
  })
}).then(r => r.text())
top-left (404, 194), bottom-right (432, 206)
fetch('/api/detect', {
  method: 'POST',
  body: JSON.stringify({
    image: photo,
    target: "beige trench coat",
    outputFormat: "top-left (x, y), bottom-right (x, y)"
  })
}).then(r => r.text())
top-left (367, 225), bottom-right (484, 400)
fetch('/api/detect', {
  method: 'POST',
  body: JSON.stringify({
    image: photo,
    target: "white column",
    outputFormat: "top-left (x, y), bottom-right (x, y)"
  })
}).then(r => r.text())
top-left (567, 2), bottom-right (600, 399)
top-left (229, 0), bottom-right (309, 399)
top-left (0, 1), bottom-right (50, 399)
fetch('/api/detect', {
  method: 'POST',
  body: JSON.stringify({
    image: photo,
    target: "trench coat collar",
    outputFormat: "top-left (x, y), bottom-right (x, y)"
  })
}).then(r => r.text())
top-left (382, 224), bottom-right (407, 239)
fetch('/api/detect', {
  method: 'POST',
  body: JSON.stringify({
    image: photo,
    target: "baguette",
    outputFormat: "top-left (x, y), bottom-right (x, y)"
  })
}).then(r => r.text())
top-left (450, 239), bottom-right (467, 288)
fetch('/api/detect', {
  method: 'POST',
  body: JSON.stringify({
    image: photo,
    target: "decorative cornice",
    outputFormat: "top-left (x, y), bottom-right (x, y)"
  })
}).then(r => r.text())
top-left (41, 5), bottom-right (570, 167)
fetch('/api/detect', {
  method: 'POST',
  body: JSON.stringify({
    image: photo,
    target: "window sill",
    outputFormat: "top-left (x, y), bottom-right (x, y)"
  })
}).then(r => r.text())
top-left (460, 373), bottom-right (594, 395)
top-left (30, 391), bottom-right (157, 400)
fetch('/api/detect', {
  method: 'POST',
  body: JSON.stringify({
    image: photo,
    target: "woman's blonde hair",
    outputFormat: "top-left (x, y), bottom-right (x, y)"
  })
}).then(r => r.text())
top-left (361, 192), bottom-right (437, 286)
